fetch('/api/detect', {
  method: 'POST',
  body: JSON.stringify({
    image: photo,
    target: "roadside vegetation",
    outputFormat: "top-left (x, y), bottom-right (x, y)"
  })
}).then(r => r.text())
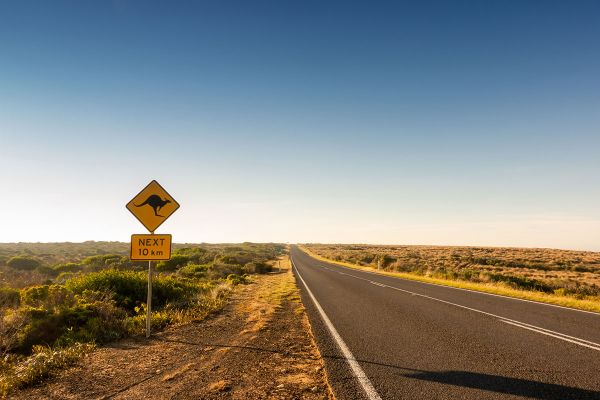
top-left (301, 244), bottom-right (600, 313)
top-left (0, 242), bottom-right (284, 397)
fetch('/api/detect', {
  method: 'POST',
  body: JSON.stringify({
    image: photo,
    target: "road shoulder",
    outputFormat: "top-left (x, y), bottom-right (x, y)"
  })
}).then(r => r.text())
top-left (14, 258), bottom-right (333, 399)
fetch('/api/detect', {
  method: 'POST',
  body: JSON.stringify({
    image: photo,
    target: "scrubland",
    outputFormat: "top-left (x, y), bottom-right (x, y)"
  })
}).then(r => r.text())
top-left (0, 242), bottom-right (284, 396)
top-left (302, 244), bottom-right (600, 310)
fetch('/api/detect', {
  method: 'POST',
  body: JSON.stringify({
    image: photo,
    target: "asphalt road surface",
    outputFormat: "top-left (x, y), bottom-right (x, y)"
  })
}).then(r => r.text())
top-left (290, 246), bottom-right (600, 400)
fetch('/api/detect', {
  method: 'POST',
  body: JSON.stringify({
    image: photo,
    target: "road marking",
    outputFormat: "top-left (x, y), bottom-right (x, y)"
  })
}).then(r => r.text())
top-left (318, 264), bottom-right (600, 352)
top-left (292, 259), bottom-right (383, 400)
top-left (313, 255), bottom-right (600, 316)
top-left (499, 320), bottom-right (600, 351)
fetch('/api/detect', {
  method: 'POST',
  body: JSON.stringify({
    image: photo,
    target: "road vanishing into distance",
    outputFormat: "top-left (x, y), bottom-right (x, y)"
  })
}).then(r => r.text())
top-left (290, 246), bottom-right (600, 400)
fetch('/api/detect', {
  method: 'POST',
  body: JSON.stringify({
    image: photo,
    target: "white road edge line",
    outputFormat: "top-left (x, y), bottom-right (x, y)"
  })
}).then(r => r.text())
top-left (322, 265), bottom-right (600, 352)
top-left (292, 258), bottom-right (383, 400)
top-left (312, 253), bottom-right (600, 316)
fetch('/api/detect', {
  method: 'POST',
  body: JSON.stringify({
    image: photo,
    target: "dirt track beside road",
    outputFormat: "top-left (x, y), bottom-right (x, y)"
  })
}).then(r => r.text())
top-left (15, 262), bottom-right (332, 400)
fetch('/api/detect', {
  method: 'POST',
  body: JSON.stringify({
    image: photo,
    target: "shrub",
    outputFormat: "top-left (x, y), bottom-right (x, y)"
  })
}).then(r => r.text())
top-left (156, 255), bottom-right (190, 271)
top-left (0, 310), bottom-right (27, 354)
top-left (65, 270), bottom-right (146, 311)
top-left (151, 276), bottom-right (200, 308)
top-left (14, 291), bottom-right (128, 354)
top-left (20, 285), bottom-right (75, 309)
top-left (0, 287), bottom-right (20, 309)
top-left (0, 342), bottom-right (94, 396)
top-left (554, 288), bottom-right (567, 297)
top-left (53, 263), bottom-right (83, 274)
top-left (243, 261), bottom-right (272, 274)
top-left (179, 263), bottom-right (210, 277)
top-left (55, 296), bottom-right (127, 346)
top-left (7, 257), bottom-right (41, 271)
top-left (174, 247), bottom-right (214, 265)
top-left (125, 304), bottom-right (171, 335)
top-left (207, 263), bottom-right (244, 279)
top-left (65, 270), bottom-right (200, 312)
top-left (34, 265), bottom-right (58, 278)
top-left (16, 306), bottom-right (90, 353)
top-left (219, 255), bottom-right (247, 265)
top-left (55, 272), bottom-right (76, 284)
top-left (226, 274), bottom-right (249, 286)
top-left (82, 254), bottom-right (123, 267)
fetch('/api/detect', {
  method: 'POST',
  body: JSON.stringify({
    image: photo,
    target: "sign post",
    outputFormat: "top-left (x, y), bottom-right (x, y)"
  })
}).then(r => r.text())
top-left (147, 260), bottom-right (152, 338)
top-left (127, 181), bottom-right (179, 338)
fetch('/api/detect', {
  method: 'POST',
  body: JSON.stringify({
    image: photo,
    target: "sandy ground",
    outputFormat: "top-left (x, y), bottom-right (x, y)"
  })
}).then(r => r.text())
top-left (14, 263), bottom-right (332, 399)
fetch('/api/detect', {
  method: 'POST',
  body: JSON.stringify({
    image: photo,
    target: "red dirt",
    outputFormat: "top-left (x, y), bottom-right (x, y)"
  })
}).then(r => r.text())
top-left (14, 268), bottom-right (332, 400)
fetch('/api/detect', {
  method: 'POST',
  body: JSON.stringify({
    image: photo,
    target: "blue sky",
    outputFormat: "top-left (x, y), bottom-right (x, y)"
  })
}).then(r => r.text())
top-left (1, 1), bottom-right (599, 250)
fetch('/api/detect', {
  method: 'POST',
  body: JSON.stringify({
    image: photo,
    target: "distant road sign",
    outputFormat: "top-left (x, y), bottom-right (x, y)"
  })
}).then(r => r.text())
top-left (130, 234), bottom-right (172, 261)
top-left (126, 180), bottom-right (180, 233)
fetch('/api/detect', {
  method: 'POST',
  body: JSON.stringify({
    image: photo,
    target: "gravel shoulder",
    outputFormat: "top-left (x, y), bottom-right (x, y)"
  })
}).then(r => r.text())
top-left (14, 260), bottom-right (332, 399)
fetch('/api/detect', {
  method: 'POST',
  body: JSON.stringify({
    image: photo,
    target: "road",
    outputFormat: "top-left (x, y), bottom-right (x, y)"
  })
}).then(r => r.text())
top-left (290, 245), bottom-right (600, 400)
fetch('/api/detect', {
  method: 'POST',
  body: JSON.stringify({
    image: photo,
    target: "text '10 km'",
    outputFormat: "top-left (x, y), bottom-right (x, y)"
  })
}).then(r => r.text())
top-left (130, 234), bottom-right (172, 261)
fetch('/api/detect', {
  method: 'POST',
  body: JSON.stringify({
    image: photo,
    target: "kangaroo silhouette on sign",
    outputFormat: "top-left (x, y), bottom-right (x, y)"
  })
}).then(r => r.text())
top-left (135, 195), bottom-right (171, 217)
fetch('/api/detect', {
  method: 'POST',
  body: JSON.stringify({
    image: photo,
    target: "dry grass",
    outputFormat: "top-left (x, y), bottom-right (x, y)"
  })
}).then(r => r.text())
top-left (208, 379), bottom-right (232, 392)
top-left (238, 255), bottom-right (299, 334)
top-left (0, 343), bottom-right (95, 397)
top-left (0, 242), bottom-right (285, 397)
top-left (300, 245), bottom-right (600, 313)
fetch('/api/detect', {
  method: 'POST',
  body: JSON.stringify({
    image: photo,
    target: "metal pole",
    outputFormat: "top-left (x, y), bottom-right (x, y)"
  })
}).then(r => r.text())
top-left (146, 260), bottom-right (152, 338)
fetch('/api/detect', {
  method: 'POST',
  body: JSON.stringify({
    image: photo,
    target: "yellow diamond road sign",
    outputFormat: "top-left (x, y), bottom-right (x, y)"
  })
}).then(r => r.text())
top-left (126, 180), bottom-right (180, 233)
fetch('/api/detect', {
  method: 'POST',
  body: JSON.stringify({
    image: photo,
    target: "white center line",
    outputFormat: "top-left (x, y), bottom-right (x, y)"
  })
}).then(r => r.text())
top-left (499, 320), bottom-right (600, 351)
top-left (320, 264), bottom-right (600, 352)
top-left (320, 258), bottom-right (600, 316)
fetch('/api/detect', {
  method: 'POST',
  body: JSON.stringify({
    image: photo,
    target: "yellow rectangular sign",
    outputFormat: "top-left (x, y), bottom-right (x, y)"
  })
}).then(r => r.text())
top-left (130, 234), bottom-right (172, 261)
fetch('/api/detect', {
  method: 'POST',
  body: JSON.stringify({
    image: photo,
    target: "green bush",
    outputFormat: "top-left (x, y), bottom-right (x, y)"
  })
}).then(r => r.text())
top-left (65, 270), bottom-right (200, 311)
top-left (35, 265), bottom-right (59, 277)
top-left (226, 274), bottom-right (249, 285)
top-left (156, 255), bottom-right (190, 271)
top-left (7, 256), bottom-right (41, 271)
top-left (14, 291), bottom-right (127, 354)
top-left (20, 285), bottom-right (75, 309)
top-left (65, 270), bottom-right (146, 311)
top-left (82, 254), bottom-right (123, 267)
top-left (55, 272), bottom-right (75, 284)
top-left (0, 287), bottom-right (20, 309)
top-left (208, 263), bottom-right (244, 279)
top-left (55, 298), bottom-right (127, 346)
top-left (243, 261), bottom-right (272, 274)
top-left (19, 286), bottom-right (49, 307)
top-left (174, 247), bottom-right (214, 265)
top-left (151, 275), bottom-right (200, 308)
top-left (179, 263), bottom-right (210, 277)
top-left (16, 307), bottom-right (90, 353)
top-left (53, 263), bottom-right (83, 274)
top-left (0, 343), bottom-right (95, 397)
